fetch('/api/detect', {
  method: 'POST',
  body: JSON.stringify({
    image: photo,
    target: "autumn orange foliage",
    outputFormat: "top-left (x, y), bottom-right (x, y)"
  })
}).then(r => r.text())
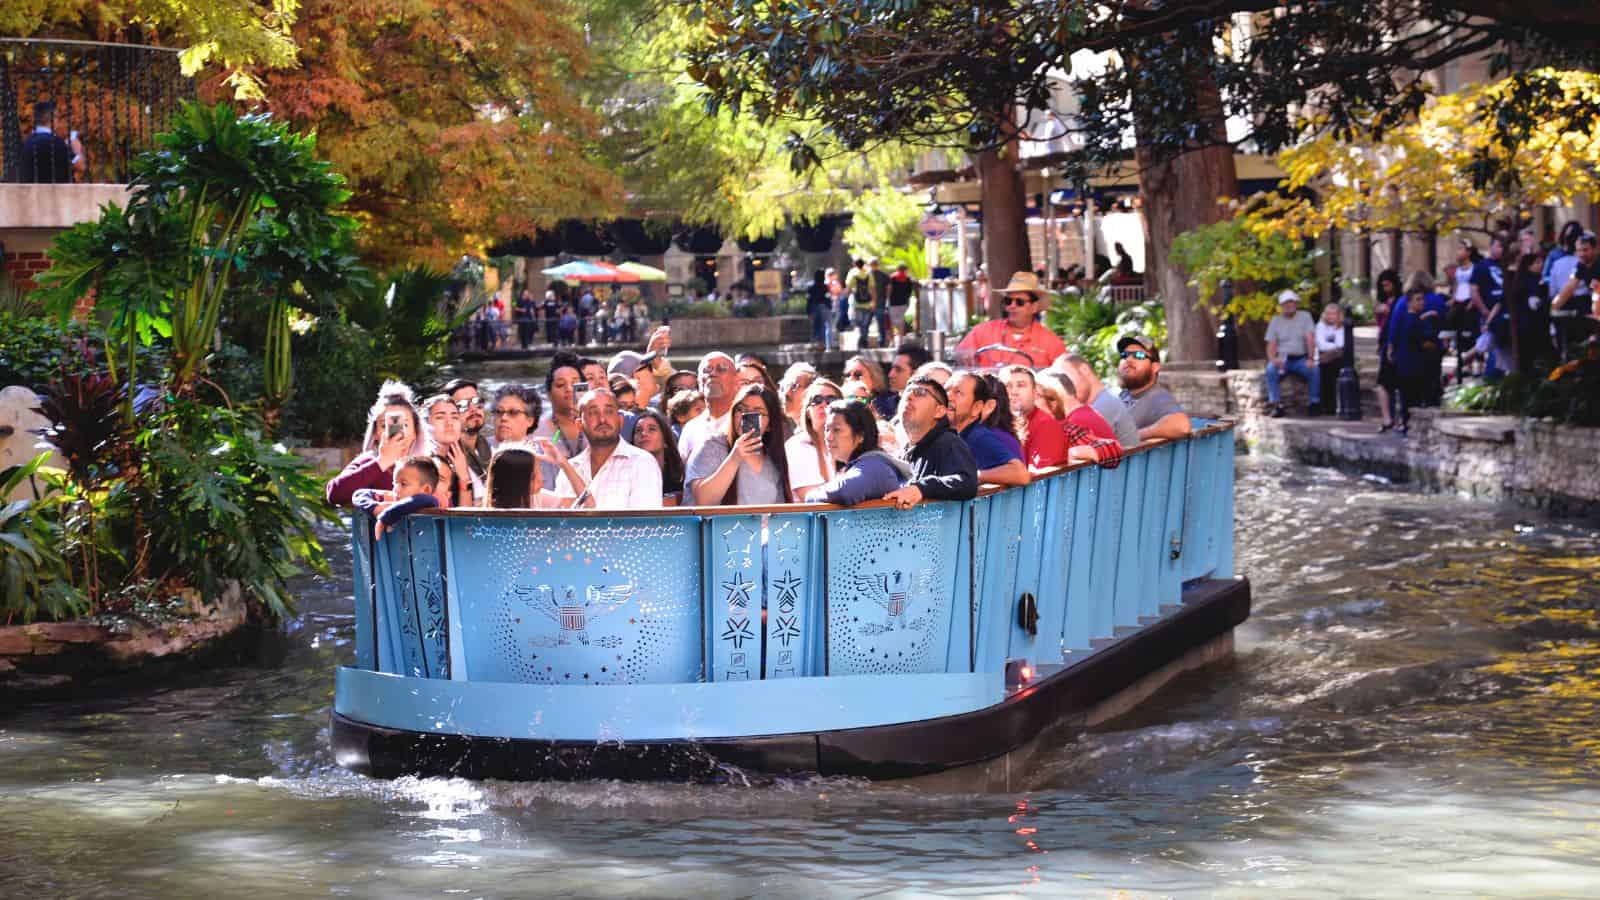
top-left (249, 0), bottom-right (623, 267)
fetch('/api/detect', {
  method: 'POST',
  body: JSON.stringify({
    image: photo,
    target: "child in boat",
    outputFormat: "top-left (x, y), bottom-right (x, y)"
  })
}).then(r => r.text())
top-left (485, 441), bottom-right (586, 509)
top-left (352, 455), bottom-right (445, 537)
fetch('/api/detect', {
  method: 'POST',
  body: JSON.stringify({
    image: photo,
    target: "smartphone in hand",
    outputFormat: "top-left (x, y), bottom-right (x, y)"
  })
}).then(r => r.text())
top-left (386, 411), bottom-right (404, 439)
top-left (739, 411), bottom-right (763, 436)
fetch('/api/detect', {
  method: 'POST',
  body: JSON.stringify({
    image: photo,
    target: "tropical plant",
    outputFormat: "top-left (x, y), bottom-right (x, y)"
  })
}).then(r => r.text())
top-left (0, 315), bottom-right (102, 391)
top-left (345, 266), bottom-right (473, 387)
top-left (0, 454), bottom-right (90, 625)
top-left (1051, 299), bottom-right (1169, 383)
top-left (136, 398), bottom-right (338, 621)
top-left (132, 101), bottom-right (356, 397)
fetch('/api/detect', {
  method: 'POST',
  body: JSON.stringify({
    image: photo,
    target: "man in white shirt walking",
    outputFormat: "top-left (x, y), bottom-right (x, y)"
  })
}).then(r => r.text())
top-left (555, 389), bottom-right (662, 509)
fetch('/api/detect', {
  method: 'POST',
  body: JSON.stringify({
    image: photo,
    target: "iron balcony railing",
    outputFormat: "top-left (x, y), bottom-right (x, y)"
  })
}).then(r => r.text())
top-left (1, 37), bottom-right (194, 184)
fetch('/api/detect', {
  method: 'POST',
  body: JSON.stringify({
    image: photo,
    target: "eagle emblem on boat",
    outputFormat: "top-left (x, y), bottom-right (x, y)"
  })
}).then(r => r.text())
top-left (512, 583), bottom-right (634, 647)
top-left (852, 568), bottom-right (929, 634)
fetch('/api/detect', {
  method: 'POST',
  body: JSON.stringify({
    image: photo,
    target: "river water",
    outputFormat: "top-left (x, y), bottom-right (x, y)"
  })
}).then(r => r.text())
top-left (3, 458), bottom-right (1598, 897)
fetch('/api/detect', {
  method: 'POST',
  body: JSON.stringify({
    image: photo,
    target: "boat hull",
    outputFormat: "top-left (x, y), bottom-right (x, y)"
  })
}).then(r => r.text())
top-left (332, 576), bottom-right (1249, 781)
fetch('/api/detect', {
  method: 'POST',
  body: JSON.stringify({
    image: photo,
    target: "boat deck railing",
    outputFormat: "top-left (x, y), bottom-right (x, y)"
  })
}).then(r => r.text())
top-left (349, 421), bottom-right (1236, 688)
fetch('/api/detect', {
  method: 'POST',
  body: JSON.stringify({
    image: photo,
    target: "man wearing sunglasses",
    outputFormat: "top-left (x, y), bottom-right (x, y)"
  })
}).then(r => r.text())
top-left (882, 376), bottom-right (979, 510)
top-left (1116, 334), bottom-right (1191, 442)
top-left (443, 377), bottom-right (492, 481)
top-left (954, 271), bottom-right (1065, 368)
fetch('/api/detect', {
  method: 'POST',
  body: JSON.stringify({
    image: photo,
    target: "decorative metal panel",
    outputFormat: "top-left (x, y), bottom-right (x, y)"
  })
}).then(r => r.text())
top-left (706, 515), bottom-right (763, 682)
top-left (446, 517), bottom-right (702, 685)
top-left (763, 514), bottom-right (816, 679)
top-left (1006, 478), bottom-right (1053, 660)
top-left (1031, 475), bottom-right (1075, 660)
top-left (403, 517), bottom-right (451, 678)
top-left (351, 513), bottom-right (376, 671)
top-left (824, 505), bottom-right (961, 676)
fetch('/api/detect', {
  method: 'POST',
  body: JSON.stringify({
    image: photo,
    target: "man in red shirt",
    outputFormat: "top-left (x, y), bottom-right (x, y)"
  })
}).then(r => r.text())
top-left (1051, 368), bottom-right (1118, 440)
top-left (955, 271), bottom-right (1066, 367)
top-left (1002, 365), bottom-right (1067, 470)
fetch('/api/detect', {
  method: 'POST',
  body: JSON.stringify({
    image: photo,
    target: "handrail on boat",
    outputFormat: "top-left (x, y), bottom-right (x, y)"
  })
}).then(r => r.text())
top-left (347, 419), bottom-right (1238, 689)
top-left (413, 419), bottom-right (1237, 520)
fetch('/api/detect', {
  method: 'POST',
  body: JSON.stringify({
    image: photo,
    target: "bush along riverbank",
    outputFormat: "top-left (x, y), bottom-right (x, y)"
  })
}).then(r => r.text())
top-left (2, 102), bottom-right (369, 695)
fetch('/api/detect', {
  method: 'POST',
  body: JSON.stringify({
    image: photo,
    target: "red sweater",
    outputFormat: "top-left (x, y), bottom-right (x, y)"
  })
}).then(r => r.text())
top-left (325, 454), bottom-right (395, 507)
top-left (1020, 406), bottom-right (1067, 469)
top-left (1066, 405), bottom-right (1117, 441)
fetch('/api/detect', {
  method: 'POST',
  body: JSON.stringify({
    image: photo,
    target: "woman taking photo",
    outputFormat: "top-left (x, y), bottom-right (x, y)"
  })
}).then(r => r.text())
top-left (785, 378), bottom-right (843, 500)
top-left (685, 384), bottom-right (789, 506)
top-left (326, 382), bottom-right (430, 506)
top-left (805, 400), bottom-right (910, 506)
top-left (629, 408), bottom-right (686, 505)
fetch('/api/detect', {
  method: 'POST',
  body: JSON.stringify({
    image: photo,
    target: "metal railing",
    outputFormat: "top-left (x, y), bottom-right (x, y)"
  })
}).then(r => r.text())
top-left (1, 38), bottom-right (194, 184)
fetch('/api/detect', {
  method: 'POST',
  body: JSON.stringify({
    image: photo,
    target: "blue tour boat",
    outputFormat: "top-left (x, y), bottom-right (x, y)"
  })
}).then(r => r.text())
top-left (331, 420), bottom-right (1248, 781)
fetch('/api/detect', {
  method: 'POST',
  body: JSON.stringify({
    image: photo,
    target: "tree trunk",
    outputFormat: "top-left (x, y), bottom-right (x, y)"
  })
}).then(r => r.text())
top-left (975, 141), bottom-right (1031, 320)
top-left (1131, 58), bottom-right (1240, 363)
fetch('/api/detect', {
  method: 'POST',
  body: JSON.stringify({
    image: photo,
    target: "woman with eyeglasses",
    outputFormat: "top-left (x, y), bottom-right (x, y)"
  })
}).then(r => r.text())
top-left (785, 379), bottom-right (844, 500)
top-left (805, 400), bottom-right (910, 506)
top-left (326, 381), bottom-right (431, 507)
top-left (629, 408), bottom-right (686, 505)
top-left (685, 384), bottom-right (790, 506)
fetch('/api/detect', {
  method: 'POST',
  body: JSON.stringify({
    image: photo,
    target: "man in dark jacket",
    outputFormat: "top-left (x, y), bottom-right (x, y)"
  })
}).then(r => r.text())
top-left (885, 375), bottom-right (979, 509)
top-left (18, 101), bottom-right (80, 183)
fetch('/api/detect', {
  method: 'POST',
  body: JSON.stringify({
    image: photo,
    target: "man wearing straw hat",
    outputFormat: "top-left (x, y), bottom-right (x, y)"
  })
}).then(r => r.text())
top-left (954, 271), bottom-right (1065, 368)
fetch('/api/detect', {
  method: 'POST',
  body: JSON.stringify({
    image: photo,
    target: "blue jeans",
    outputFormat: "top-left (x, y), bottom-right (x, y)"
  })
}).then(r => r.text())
top-left (810, 305), bottom-right (831, 345)
top-left (1266, 355), bottom-right (1320, 405)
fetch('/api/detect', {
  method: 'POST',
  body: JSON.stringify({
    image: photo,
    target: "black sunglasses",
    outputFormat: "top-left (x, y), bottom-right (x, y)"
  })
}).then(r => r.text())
top-left (1119, 350), bottom-right (1151, 361)
top-left (1004, 296), bottom-right (1034, 307)
top-left (807, 394), bottom-right (841, 407)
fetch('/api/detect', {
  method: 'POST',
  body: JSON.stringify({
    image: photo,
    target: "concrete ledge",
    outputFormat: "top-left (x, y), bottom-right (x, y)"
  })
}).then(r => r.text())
top-left (0, 183), bottom-right (132, 229)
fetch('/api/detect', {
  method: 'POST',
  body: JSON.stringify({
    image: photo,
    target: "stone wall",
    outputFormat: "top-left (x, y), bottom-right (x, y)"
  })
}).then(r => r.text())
top-left (1161, 365), bottom-right (1600, 517)
top-left (665, 315), bottom-right (810, 349)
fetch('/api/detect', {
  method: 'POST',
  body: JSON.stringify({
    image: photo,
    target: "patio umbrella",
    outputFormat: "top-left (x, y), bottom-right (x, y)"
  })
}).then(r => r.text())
top-left (591, 261), bottom-right (642, 283)
top-left (541, 260), bottom-right (617, 283)
top-left (616, 261), bottom-right (667, 282)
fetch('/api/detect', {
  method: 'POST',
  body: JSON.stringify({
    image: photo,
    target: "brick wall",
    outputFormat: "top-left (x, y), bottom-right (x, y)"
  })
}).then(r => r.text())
top-left (2, 249), bottom-right (94, 316)
top-left (3, 250), bottom-right (51, 292)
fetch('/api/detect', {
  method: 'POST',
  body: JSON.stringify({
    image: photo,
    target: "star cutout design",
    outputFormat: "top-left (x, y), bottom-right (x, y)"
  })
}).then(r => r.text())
top-left (773, 615), bottom-right (801, 646)
top-left (721, 616), bottom-right (753, 649)
top-left (772, 521), bottom-right (805, 565)
top-left (773, 571), bottom-right (802, 612)
top-left (721, 573), bottom-right (755, 611)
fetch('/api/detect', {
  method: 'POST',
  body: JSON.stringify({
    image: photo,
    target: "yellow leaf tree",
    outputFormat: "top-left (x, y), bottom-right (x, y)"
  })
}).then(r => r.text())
top-left (1246, 69), bottom-right (1600, 243)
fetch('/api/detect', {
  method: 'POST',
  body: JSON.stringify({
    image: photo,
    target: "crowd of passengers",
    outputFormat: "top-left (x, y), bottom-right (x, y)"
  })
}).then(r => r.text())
top-left (325, 270), bottom-right (1194, 532)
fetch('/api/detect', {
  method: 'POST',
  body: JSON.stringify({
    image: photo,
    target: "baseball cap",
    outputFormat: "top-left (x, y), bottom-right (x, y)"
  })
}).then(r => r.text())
top-left (1277, 289), bottom-right (1301, 305)
top-left (607, 350), bottom-right (657, 377)
top-left (1116, 333), bottom-right (1159, 357)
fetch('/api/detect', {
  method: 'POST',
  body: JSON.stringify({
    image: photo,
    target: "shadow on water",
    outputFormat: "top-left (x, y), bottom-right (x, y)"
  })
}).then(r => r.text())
top-left (3, 459), bottom-right (1600, 897)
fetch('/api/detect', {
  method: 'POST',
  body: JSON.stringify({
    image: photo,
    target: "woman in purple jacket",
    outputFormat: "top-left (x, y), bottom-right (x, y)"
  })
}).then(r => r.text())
top-left (325, 382), bottom-right (432, 507)
top-left (805, 399), bottom-right (910, 505)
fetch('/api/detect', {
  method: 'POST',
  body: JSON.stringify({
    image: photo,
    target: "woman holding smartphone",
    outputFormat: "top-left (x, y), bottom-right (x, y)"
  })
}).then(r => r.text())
top-left (325, 382), bottom-right (430, 506)
top-left (684, 384), bottom-right (789, 506)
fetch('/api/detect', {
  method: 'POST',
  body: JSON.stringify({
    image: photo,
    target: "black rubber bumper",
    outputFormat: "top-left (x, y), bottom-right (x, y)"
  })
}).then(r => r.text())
top-left (332, 577), bottom-right (1251, 781)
